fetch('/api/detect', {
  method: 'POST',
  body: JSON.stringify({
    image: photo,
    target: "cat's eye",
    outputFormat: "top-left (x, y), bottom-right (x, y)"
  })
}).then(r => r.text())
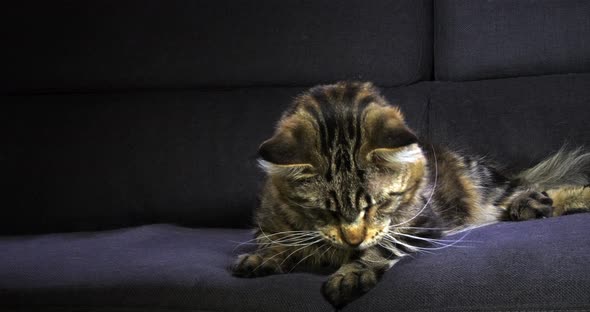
top-left (368, 198), bottom-right (392, 211)
top-left (388, 191), bottom-right (406, 197)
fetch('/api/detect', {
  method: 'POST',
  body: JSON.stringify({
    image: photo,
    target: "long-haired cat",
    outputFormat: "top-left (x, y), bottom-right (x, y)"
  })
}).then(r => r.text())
top-left (232, 81), bottom-right (590, 308)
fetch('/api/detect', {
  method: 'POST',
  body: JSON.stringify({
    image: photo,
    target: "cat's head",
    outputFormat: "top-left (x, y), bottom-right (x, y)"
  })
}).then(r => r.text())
top-left (258, 82), bottom-right (428, 250)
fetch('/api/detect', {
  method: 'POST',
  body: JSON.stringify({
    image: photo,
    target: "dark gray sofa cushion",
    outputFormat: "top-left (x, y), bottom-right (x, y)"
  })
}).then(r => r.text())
top-left (427, 73), bottom-right (590, 170)
top-left (1, 88), bottom-right (288, 233)
top-left (0, 86), bottom-right (429, 234)
top-left (1, 215), bottom-right (590, 311)
top-left (435, 0), bottom-right (590, 81)
top-left (3, 74), bottom-right (587, 234)
top-left (1, 0), bottom-right (432, 93)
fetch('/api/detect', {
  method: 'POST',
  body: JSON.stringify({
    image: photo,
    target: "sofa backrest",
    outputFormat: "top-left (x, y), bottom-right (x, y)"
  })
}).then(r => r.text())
top-left (0, 1), bottom-right (433, 234)
top-left (2, 0), bottom-right (589, 234)
top-left (2, 0), bottom-right (432, 93)
top-left (434, 0), bottom-right (590, 81)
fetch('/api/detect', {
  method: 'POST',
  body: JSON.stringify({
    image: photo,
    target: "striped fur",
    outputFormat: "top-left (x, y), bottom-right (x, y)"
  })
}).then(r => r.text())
top-left (233, 81), bottom-right (590, 308)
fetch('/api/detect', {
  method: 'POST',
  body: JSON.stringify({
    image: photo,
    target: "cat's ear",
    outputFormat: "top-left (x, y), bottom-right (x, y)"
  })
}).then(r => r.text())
top-left (368, 125), bottom-right (418, 152)
top-left (258, 127), bottom-right (309, 165)
top-left (258, 124), bottom-right (316, 179)
top-left (362, 106), bottom-right (422, 165)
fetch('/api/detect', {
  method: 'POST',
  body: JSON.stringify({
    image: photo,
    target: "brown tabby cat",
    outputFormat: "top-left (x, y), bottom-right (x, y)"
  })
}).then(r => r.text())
top-left (232, 81), bottom-right (590, 308)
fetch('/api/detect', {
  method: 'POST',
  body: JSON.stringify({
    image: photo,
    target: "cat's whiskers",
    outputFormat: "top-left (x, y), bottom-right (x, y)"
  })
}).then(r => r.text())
top-left (252, 249), bottom-right (289, 273)
top-left (288, 243), bottom-right (330, 273)
top-left (318, 245), bottom-right (333, 265)
top-left (383, 234), bottom-right (430, 253)
top-left (360, 256), bottom-right (391, 265)
top-left (377, 240), bottom-right (408, 258)
top-left (234, 238), bottom-right (325, 265)
top-left (382, 229), bottom-right (474, 253)
top-left (257, 226), bottom-right (322, 246)
top-left (251, 237), bottom-right (325, 273)
top-left (393, 232), bottom-right (475, 248)
top-left (234, 234), bottom-right (317, 246)
top-left (261, 233), bottom-right (321, 244)
top-left (241, 238), bottom-right (320, 255)
top-left (279, 239), bottom-right (324, 266)
top-left (257, 227), bottom-right (322, 238)
top-left (254, 236), bottom-right (323, 254)
top-left (236, 229), bottom-right (320, 245)
top-left (232, 230), bottom-right (322, 251)
top-left (329, 246), bottom-right (337, 264)
top-left (395, 226), bottom-right (447, 231)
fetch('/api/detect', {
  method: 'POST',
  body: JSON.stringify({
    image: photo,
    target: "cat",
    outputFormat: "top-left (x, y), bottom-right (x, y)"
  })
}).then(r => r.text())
top-left (232, 81), bottom-right (590, 308)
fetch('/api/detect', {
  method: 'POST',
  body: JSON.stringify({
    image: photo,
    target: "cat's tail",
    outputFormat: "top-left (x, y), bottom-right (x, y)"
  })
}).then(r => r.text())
top-left (515, 146), bottom-right (590, 216)
top-left (515, 146), bottom-right (590, 190)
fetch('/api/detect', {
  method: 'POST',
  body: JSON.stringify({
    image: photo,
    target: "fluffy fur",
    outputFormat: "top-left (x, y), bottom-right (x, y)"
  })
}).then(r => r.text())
top-left (232, 81), bottom-right (590, 308)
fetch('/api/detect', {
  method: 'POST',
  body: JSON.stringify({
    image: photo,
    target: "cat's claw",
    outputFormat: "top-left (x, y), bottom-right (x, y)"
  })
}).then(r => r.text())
top-left (232, 253), bottom-right (283, 278)
top-left (322, 267), bottom-right (378, 308)
top-left (508, 190), bottom-right (553, 221)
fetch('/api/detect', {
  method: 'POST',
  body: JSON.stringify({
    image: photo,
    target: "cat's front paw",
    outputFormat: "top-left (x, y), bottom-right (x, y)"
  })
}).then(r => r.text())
top-left (232, 253), bottom-right (283, 278)
top-left (322, 266), bottom-right (378, 308)
top-left (508, 191), bottom-right (553, 221)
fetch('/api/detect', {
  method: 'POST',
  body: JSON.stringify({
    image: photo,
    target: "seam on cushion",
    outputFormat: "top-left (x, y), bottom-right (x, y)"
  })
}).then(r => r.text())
top-left (432, 71), bottom-right (590, 85)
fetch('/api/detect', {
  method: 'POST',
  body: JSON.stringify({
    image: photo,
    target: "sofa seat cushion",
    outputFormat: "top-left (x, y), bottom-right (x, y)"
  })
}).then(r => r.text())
top-left (2, 215), bottom-right (590, 311)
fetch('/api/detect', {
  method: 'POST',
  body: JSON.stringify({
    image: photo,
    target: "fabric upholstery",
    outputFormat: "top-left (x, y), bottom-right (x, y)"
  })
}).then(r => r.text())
top-left (435, 0), bottom-right (590, 81)
top-left (2, 215), bottom-right (590, 311)
top-left (427, 73), bottom-right (590, 170)
top-left (2, 1), bottom-right (590, 311)
top-left (1, 0), bottom-right (432, 93)
top-left (0, 86), bottom-right (429, 234)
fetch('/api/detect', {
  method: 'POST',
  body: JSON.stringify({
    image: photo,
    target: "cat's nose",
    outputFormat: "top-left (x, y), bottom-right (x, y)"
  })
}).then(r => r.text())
top-left (340, 225), bottom-right (365, 247)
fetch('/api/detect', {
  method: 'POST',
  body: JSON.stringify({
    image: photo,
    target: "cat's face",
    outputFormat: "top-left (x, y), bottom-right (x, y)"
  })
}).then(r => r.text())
top-left (259, 82), bottom-right (427, 250)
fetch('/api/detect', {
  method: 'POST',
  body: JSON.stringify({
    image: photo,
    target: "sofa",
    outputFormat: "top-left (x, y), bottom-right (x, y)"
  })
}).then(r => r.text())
top-left (1, 1), bottom-right (589, 311)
